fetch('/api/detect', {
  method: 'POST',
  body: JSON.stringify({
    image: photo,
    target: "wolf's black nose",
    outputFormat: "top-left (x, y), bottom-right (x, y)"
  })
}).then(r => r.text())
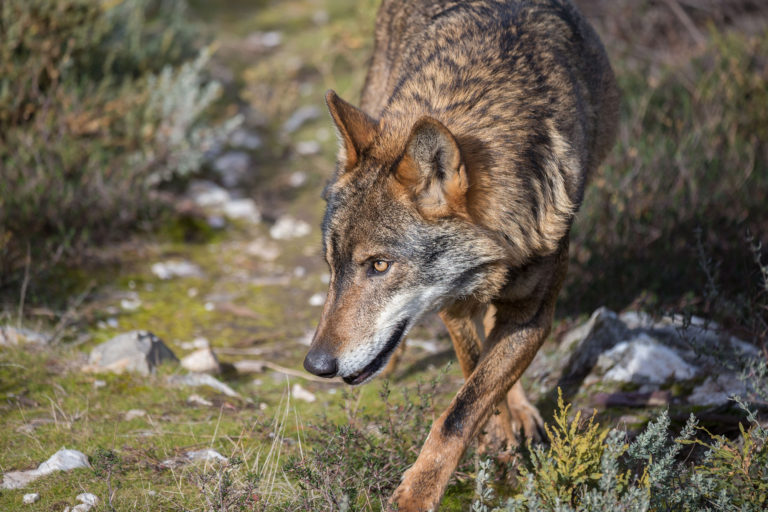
top-left (303, 348), bottom-right (337, 377)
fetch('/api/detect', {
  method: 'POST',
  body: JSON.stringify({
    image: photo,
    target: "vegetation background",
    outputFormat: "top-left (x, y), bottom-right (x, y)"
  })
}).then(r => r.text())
top-left (0, 0), bottom-right (766, 510)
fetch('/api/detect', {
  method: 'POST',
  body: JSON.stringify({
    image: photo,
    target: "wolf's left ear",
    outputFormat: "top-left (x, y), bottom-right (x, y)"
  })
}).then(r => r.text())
top-left (326, 90), bottom-right (377, 170)
top-left (397, 117), bottom-right (468, 216)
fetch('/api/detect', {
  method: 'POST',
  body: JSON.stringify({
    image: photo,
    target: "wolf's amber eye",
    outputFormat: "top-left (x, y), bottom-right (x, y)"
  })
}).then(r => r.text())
top-left (372, 260), bottom-right (390, 274)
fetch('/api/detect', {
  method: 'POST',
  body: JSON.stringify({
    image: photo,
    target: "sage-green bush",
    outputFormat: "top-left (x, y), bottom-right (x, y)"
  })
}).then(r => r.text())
top-left (0, 0), bottom-right (239, 286)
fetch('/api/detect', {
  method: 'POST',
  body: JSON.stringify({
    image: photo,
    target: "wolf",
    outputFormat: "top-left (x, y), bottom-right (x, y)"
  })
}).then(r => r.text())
top-left (303, 0), bottom-right (619, 509)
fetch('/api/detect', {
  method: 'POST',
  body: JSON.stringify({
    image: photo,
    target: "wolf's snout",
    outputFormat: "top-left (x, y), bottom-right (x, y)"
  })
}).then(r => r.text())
top-left (303, 347), bottom-right (338, 377)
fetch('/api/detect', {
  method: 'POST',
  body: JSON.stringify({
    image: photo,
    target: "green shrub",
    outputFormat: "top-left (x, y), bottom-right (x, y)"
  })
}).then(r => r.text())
top-left (473, 393), bottom-right (768, 512)
top-left (0, 0), bottom-right (239, 287)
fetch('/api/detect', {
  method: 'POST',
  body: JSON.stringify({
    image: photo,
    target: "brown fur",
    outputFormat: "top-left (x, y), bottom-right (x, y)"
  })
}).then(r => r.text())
top-left (305, 0), bottom-right (619, 509)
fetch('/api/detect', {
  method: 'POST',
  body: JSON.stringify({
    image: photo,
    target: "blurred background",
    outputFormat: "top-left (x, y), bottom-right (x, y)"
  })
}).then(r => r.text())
top-left (0, 0), bottom-right (766, 510)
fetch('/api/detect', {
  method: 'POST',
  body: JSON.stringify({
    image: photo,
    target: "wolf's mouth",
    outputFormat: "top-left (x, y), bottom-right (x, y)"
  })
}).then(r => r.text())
top-left (343, 318), bottom-right (409, 385)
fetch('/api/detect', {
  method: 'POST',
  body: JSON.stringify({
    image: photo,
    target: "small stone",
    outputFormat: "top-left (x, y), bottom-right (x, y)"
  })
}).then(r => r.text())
top-left (294, 266), bottom-right (307, 278)
top-left (282, 105), bottom-right (321, 134)
top-left (689, 374), bottom-right (747, 406)
top-left (120, 293), bottom-right (142, 311)
top-left (23, 493), bottom-right (39, 504)
top-left (187, 394), bottom-right (214, 406)
top-left (233, 360), bottom-right (267, 373)
top-left (86, 331), bottom-right (178, 376)
top-left (186, 449), bottom-right (227, 462)
top-left (246, 239), bottom-right (280, 261)
top-left (71, 504), bottom-right (91, 512)
top-left (179, 337), bottom-right (210, 350)
top-left (291, 383), bottom-right (316, 403)
top-left (124, 409), bottom-right (146, 421)
top-left (295, 140), bottom-right (321, 156)
top-left (288, 171), bottom-right (307, 187)
top-left (181, 348), bottom-right (221, 374)
top-left (93, 380), bottom-right (106, 389)
top-left (189, 180), bottom-right (230, 208)
top-left (151, 260), bottom-right (203, 280)
top-left (221, 198), bottom-right (261, 223)
top-left (77, 493), bottom-right (98, 506)
top-left (308, 293), bottom-right (326, 307)
top-left (213, 151), bottom-right (251, 188)
top-left (259, 402), bottom-right (268, 410)
top-left (270, 215), bottom-right (311, 240)
top-left (0, 326), bottom-right (49, 347)
top-left (169, 373), bottom-right (240, 398)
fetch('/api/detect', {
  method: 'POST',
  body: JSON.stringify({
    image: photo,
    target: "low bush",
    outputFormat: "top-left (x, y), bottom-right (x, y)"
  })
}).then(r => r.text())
top-left (0, 0), bottom-right (239, 288)
top-left (473, 391), bottom-right (768, 512)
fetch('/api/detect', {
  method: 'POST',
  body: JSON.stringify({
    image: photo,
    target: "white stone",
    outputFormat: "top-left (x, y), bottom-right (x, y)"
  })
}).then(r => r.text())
top-left (598, 334), bottom-right (698, 384)
top-left (187, 449), bottom-right (227, 462)
top-left (120, 292), bottom-right (142, 311)
top-left (308, 293), bottom-right (326, 307)
top-left (291, 383), bottom-right (316, 403)
top-left (189, 180), bottom-right (230, 208)
top-left (71, 504), bottom-right (91, 512)
top-left (246, 239), bottom-right (280, 261)
top-left (181, 348), bottom-right (220, 374)
top-left (269, 215), bottom-right (311, 240)
top-left (288, 171), bottom-right (307, 187)
top-left (295, 140), bottom-right (321, 156)
top-left (22, 493), bottom-right (39, 504)
top-left (179, 337), bottom-right (210, 350)
top-left (77, 493), bottom-right (98, 506)
top-left (187, 394), bottom-right (213, 406)
top-left (151, 260), bottom-right (203, 280)
top-left (124, 409), bottom-right (146, 421)
top-left (2, 449), bottom-right (91, 490)
top-left (169, 373), bottom-right (240, 398)
top-left (221, 198), bottom-right (261, 223)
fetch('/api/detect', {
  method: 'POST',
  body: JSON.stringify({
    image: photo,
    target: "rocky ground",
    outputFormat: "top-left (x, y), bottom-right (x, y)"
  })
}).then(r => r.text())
top-left (1, 0), bottom-right (767, 510)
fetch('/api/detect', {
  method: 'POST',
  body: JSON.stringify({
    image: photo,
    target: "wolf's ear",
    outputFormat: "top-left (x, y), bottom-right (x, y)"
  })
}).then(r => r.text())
top-left (325, 90), bottom-right (377, 170)
top-left (397, 117), bottom-right (468, 216)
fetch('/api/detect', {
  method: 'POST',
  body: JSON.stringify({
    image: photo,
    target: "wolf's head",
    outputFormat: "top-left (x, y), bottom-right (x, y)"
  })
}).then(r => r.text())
top-left (303, 91), bottom-right (506, 385)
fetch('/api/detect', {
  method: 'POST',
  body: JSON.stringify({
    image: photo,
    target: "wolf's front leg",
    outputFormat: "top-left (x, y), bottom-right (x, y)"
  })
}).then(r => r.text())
top-left (391, 289), bottom-right (562, 510)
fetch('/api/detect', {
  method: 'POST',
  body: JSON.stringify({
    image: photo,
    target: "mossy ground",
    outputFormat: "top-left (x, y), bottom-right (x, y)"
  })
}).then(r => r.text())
top-left (1, 0), bottom-right (767, 510)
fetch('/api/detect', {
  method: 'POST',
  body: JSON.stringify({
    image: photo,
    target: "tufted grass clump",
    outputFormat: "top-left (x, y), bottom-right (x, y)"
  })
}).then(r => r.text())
top-left (0, 0), bottom-right (240, 288)
top-left (473, 392), bottom-right (768, 512)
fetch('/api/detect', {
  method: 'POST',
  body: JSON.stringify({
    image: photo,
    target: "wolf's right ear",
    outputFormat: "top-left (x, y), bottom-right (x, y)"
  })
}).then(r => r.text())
top-left (325, 90), bottom-right (377, 170)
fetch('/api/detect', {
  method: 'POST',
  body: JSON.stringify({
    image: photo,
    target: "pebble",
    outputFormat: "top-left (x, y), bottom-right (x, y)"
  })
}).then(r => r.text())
top-left (269, 215), bottom-right (311, 240)
top-left (187, 394), bottom-right (214, 407)
top-left (221, 197), bottom-right (261, 223)
top-left (308, 293), bottom-right (326, 307)
top-left (292, 383), bottom-right (316, 403)
top-left (23, 493), bottom-right (39, 504)
top-left (151, 260), bottom-right (203, 280)
top-left (124, 409), bottom-right (147, 421)
top-left (181, 348), bottom-right (221, 374)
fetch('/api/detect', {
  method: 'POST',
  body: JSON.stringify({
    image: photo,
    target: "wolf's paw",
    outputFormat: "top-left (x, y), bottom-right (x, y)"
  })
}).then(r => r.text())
top-left (508, 400), bottom-right (547, 445)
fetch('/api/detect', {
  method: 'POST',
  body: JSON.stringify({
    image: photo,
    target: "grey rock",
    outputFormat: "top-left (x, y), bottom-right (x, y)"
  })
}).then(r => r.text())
top-left (2, 449), bottom-right (90, 490)
top-left (0, 326), bottom-right (49, 347)
top-left (124, 409), bottom-right (147, 421)
top-left (189, 180), bottom-right (230, 208)
top-left (229, 128), bottom-right (263, 150)
top-left (555, 308), bottom-right (759, 408)
top-left (86, 331), bottom-right (178, 376)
